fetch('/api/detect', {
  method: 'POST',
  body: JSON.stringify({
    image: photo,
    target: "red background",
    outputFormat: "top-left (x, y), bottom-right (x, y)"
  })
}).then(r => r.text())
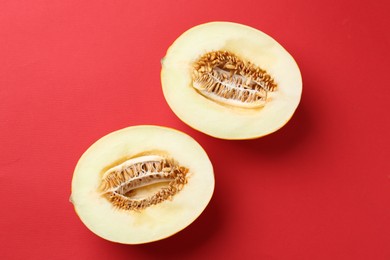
top-left (1, 1), bottom-right (389, 259)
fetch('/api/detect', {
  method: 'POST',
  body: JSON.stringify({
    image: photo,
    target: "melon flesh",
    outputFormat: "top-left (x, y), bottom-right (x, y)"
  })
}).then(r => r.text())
top-left (161, 22), bottom-right (302, 139)
top-left (70, 125), bottom-right (214, 244)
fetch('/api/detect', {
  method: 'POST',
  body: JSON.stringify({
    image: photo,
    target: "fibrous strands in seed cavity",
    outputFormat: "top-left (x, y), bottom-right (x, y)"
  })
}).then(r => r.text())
top-left (99, 155), bottom-right (188, 211)
top-left (192, 50), bottom-right (277, 108)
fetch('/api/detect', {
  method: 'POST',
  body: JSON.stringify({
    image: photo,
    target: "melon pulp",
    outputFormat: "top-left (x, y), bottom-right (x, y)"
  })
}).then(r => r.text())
top-left (70, 125), bottom-right (214, 244)
top-left (161, 22), bottom-right (302, 139)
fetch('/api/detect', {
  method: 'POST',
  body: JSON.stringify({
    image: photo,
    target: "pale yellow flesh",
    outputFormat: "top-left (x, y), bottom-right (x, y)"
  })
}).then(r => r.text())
top-left (161, 22), bottom-right (302, 139)
top-left (71, 125), bottom-right (214, 244)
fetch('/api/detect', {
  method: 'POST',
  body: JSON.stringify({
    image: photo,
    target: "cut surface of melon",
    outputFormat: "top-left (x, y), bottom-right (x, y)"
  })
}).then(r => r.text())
top-left (70, 125), bottom-right (214, 244)
top-left (161, 22), bottom-right (302, 139)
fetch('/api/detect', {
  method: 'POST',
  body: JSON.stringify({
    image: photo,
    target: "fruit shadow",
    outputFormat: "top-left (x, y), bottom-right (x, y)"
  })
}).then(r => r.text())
top-left (115, 193), bottom-right (224, 258)
top-left (227, 100), bottom-right (316, 159)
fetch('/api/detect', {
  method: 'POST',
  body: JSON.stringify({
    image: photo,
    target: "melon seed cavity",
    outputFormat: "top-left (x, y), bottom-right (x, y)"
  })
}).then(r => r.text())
top-left (192, 50), bottom-right (277, 108)
top-left (99, 155), bottom-right (188, 211)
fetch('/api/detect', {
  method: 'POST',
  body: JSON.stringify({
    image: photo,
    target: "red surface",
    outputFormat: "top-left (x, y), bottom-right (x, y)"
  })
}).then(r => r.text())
top-left (1, 1), bottom-right (389, 259)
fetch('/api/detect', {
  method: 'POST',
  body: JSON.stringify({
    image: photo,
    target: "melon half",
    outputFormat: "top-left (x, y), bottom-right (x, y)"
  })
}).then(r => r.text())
top-left (70, 125), bottom-right (214, 244)
top-left (161, 22), bottom-right (302, 139)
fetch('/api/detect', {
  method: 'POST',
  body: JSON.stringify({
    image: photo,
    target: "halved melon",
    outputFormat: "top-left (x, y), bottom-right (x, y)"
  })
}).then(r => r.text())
top-left (70, 125), bottom-right (214, 244)
top-left (161, 21), bottom-right (302, 139)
